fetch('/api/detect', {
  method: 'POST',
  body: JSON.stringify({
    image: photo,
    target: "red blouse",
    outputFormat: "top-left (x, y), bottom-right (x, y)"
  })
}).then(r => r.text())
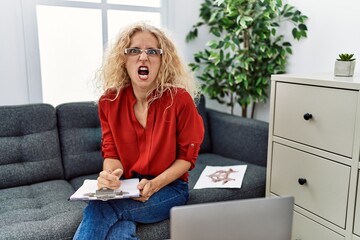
top-left (98, 86), bottom-right (205, 182)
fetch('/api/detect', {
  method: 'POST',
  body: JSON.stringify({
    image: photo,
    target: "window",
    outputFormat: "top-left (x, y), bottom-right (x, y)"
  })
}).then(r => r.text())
top-left (22, 0), bottom-right (166, 106)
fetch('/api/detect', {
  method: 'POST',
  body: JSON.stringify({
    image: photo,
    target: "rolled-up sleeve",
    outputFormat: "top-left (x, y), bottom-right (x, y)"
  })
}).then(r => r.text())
top-left (176, 94), bottom-right (205, 170)
top-left (98, 97), bottom-right (119, 159)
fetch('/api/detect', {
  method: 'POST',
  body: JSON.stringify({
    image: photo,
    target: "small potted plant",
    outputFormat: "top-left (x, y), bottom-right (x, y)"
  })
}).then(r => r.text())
top-left (334, 53), bottom-right (356, 77)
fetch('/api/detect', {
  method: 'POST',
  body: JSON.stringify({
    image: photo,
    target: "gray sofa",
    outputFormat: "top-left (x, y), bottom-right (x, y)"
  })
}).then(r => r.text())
top-left (0, 96), bottom-right (268, 240)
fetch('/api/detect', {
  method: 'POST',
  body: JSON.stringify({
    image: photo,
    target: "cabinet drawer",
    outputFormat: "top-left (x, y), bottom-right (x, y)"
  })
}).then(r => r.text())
top-left (354, 235), bottom-right (360, 240)
top-left (270, 143), bottom-right (351, 228)
top-left (354, 172), bottom-right (360, 236)
top-left (273, 82), bottom-right (357, 157)
top-left (292, 211), bottom-right (344, 240)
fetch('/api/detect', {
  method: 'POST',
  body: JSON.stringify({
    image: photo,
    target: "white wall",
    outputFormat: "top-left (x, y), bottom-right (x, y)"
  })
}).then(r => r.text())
top-left (286, 0), bottom-right (360, 74)
top-left (1, 0), bottom-right (360, 122)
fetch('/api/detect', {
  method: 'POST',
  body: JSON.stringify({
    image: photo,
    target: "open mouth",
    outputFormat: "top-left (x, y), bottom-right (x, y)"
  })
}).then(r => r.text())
top-left (138, 66), bottom-right (149, 80)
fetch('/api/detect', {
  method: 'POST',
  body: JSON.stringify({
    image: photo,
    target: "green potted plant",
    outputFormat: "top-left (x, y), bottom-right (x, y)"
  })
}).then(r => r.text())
top-left (334, 53), bottom-right (356, 77)
top-left (186, 0), bottom-right (308, 117)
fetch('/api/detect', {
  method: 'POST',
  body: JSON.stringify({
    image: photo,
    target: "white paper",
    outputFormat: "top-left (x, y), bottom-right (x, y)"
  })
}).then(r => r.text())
top-left (193, 165), bottom-right (247, 189)
top-left (69, 178), bottom-right (140, 201)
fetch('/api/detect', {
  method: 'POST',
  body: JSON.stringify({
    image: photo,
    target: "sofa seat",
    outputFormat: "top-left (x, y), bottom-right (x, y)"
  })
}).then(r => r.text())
top-left (188, 153), bottom-right (266, 204)
top-left (69, 174), bottom-right (99, 191)
top-left (0, 180), bottom-right (86, 240)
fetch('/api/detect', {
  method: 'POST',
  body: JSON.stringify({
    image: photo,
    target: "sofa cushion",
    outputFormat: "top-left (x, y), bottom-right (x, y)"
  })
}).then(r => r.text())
top-left (0, 180), bottom-right (86, 240)
top-left (188, 153), bottom-right (266, 204)
top-left (137, 219), bottom-right (169, 240)
top-left (56, 102), bottom-right (103, 180)
top-left (208, 110), bottom-right (268, 167)
top-left (196, 95), bottom-right (211, 153)
top-left (69, 173), bottom-right (99, 191)
top-left (0, 104), bottom-right (64, 189)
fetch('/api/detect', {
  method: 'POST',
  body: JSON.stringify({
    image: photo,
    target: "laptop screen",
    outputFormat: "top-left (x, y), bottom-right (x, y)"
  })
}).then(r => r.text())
top-left (170, 196), bottom-right (294, 240)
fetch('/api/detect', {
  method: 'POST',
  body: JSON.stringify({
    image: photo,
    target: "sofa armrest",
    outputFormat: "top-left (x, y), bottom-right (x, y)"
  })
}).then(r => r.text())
top-left (207, 109), bottom-right (269, 167)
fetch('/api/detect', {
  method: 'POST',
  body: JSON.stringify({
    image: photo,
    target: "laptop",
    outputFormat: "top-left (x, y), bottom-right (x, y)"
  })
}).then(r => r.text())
top-left (170, 196), bottom-right (294, 240)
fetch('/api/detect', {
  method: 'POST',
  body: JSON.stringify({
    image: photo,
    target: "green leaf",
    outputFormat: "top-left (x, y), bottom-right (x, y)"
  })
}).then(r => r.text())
top-left (207, 40), bottom-right (218, 49)
top-left (214, 0), bottom-right (225, 6)
top-left (243, 16), bottom-right (253, 22)
top-left (271, 28), bottom-right (276, 36)
top-left (282, 42), bottom-right (291, 46)
top-left (285, 47), bottom-right (292, 54)
top-left (338, 53), bottom-right (355, 61)
top-left (291, 16), bottom-right (299, 22)
top-left (298, 23), bottom-right (307, 31)
top-left (224, 41), bottom-right (231, 50)
top-left (243, 79), bottom-right (249, 89)
top-left (292, 28), bottom-right (298, 39)
top-left (185, 28), bottom-right (198, 42)
top-left (218, 41), bottom-right (225, 48)
top-left (209, 52), bottom-right (219, 61)
top-left (211, 29), bottom-right (221, 37)
top-left (209, 12), bottom-right (218, 23)
top-left (256, 87), bottom-right (263, 95)
top-left (269, 0), bottom-right (277, 11)
top-left (235, 73), bottom-right (246, 83)
top-left (284, 12), bottom-right (293, 18)
top-left (220, 50), bottom-right (224, 62)
top-left (255, 77), bottom-right (261, 86)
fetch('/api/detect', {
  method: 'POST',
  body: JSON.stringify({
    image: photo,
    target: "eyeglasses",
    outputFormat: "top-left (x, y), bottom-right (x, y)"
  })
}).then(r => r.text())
top-left (124, 48), bottom-right (163, 56)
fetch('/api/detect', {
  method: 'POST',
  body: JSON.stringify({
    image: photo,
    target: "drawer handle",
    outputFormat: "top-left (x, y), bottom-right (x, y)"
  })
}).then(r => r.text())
top-left (303, 113), bottom-right (312, 120)
top-left (298, 178), bottom-right (307, 185)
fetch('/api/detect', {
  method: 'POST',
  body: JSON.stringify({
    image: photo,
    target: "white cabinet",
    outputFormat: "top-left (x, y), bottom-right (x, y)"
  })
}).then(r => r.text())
top-left (354, 172), bottom-right (360, 237)
top-left (266, 74), bottom-right (360, 239)
top-left (292, 212), bottom-right (344, 240)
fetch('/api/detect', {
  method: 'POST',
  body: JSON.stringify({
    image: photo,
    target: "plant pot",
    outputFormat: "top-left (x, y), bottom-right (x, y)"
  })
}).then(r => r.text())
top-left (334, 61), bottom-right (356, 77)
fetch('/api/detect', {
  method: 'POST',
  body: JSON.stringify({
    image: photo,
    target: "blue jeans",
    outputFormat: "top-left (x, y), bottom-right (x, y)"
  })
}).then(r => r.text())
top-left (73, 176), bottom-right (189, 240)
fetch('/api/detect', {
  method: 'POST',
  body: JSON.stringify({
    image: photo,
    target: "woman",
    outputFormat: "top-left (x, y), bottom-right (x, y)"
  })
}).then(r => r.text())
top-left (73, 22), bottom-right (204, 240)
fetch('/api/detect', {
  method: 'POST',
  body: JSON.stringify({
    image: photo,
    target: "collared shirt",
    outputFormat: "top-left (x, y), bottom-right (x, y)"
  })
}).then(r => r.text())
top-left (98, 86), bottom-right (205, 182)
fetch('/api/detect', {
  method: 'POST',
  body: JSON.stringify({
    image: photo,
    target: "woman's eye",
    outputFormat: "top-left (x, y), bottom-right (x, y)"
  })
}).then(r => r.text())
top-left (129, 48), bottom-right (141, 54)
top-left (147, 49), bottom-right (157, 55)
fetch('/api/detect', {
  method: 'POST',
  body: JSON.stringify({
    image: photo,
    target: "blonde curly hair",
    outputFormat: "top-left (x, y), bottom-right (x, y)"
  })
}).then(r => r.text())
top-left (96, 22), bottom-right (200, 103)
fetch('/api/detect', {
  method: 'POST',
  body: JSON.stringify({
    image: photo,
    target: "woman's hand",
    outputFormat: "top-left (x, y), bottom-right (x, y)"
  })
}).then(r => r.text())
top-left (132, 160), bottom-right (191, 202)
top-left (97, 168), bottom-right (123, 190)
top-left (133, 179), bottom-right (159, 202)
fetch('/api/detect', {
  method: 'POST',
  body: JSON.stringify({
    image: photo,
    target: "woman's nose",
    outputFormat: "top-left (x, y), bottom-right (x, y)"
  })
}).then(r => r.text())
top-left (139, 51), bottom-right (148, 61)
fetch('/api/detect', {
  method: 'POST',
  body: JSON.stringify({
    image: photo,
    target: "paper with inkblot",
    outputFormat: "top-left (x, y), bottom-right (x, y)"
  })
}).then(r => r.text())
top-left (193, 165), bottom-right (247, 189)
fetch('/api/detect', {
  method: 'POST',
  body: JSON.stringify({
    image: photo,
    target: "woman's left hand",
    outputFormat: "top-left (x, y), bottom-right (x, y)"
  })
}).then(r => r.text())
top-left (133, 179), bottom-right (159, 202)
